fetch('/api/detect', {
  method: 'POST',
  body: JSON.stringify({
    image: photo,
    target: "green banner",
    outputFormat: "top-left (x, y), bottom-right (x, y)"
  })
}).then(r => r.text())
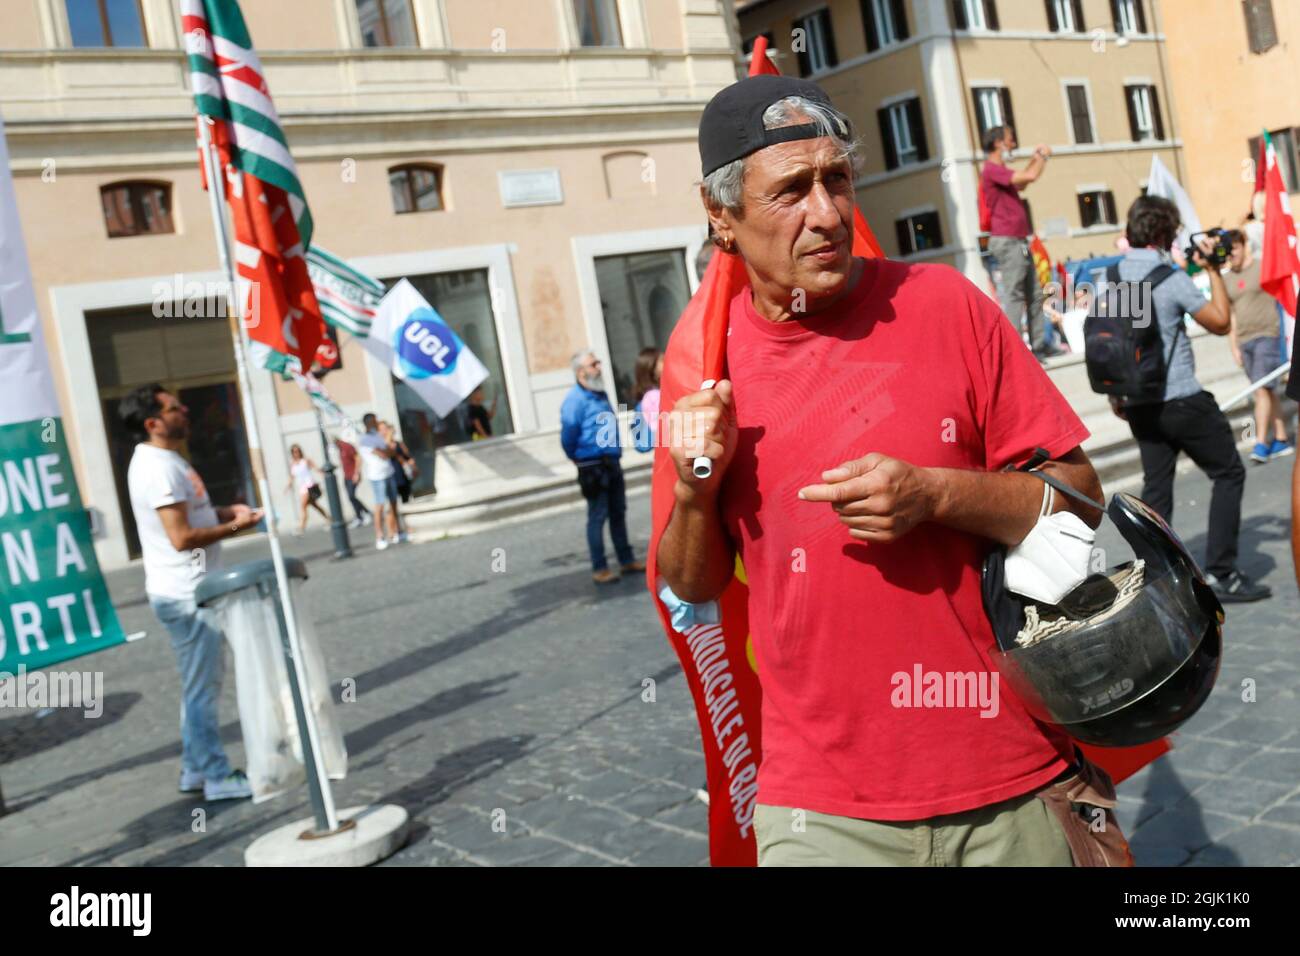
top-left (1, 111), bottom-right (127, 674)
top-left (0, 421), bottom-right (126, 673)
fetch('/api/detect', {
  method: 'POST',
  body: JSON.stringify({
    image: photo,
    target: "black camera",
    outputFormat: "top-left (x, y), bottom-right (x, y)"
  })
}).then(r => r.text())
top-left (1184, 228), bottom-right (1231, 268)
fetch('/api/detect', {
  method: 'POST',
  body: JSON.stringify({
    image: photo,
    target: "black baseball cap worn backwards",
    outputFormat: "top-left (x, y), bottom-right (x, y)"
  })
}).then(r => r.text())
top-left (698, 74), bottom-right (852, 178)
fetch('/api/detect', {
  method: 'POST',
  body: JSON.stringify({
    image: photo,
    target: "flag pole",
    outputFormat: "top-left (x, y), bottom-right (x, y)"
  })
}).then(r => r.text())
top-left (197, 115), bottom-right (339, 834)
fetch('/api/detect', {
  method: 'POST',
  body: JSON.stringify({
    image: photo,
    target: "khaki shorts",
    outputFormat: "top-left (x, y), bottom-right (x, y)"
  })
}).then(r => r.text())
top-left (754, 791), bottom-right (1075, 867)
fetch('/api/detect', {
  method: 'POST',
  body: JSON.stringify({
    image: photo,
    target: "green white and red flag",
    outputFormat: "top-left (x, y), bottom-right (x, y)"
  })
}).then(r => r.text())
top-left (1259, 132), bottom-right (1300, 329)
top-left (182, 0), bottom-right (328, 371)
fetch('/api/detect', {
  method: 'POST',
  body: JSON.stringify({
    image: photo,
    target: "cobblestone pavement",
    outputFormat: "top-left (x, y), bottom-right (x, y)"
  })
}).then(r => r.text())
top-left (1, 455), bottom-right (1296, 866)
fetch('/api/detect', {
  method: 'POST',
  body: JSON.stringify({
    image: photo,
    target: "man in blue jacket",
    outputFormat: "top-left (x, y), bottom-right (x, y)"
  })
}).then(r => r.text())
top-left (561, 350), bottom-right (645, 583)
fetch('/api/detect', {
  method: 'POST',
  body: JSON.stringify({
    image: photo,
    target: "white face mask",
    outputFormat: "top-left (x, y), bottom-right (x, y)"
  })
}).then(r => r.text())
top-left (1004, 483), bottom-right (1096, 605)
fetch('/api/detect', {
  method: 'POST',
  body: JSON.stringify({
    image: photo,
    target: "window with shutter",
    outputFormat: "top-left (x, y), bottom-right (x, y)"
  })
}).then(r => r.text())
top-left (896, 211), bottom-right (944, 255)
top-left (1077, 190), bottom-right (1116, 228)
top-left (862, 0), bottom-right (905, 50)
top-left (1047, 0), bottom-right (1082, 32)
top-left (1244, 0), bottom-right (1278, 55)
top-left (999, 88), bottom-right (1016, 138)
top-left (892, 0), bottom-right (909, 40)
top-left (906, 98), bottom-right (929, 162)
top-left (973, 87), bottom-right (1004, 139)
top-left (794, 8), bottom-right (837, 75)
top-left (954, 0), bottom-right (992, 30)
top-left (1066, 85), bottom-right (1094, 144)
top-left (1112, 0), bottom-right (1145, 33)
top-left (1125, 85), bottom-right (1160, 141)
top-left (100, 181), bottom-right (174, 237)
top-left (877, 108), bottom-right (900, 169)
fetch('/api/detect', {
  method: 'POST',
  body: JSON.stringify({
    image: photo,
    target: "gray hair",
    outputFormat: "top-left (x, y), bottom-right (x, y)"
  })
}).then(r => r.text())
top-left (571, 350), bottom-right (594, 379)
top-left (702, 95), bottom-right (863, 212)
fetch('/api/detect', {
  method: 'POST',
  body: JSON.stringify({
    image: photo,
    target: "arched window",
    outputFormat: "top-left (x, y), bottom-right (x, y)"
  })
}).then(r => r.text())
top-left (388, 163), bottom-right (444, 214)
top-left (100, 181), bottom-right (173, 237)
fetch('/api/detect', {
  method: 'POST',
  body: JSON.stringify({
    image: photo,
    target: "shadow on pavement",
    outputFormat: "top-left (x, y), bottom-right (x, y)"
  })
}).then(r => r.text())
top-left (333, 566), bottom-right (631, 699)
top-left (345, 675), bottom-right (517, 757)
top-left (0, 692), bottom-right (141, 764)
top-left (379, 734), bottom-right (536, 814)
top-left (1181, 513), bottom-right (1286, 580)
top-left (63, 794), bottom-right (302, 866)
top-left (1128, 757), bottom-right (1242, 866)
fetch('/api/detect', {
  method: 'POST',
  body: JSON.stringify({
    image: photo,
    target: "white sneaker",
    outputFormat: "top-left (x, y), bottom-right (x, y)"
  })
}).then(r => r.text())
top-left (348, 518), bottom-right (362, 530)
top-left (203, 770), bottom-right (252, 801)
top-left (375, 538), bottom-right (390, 551)
top-left (179, 769), bottom-right (205, 794)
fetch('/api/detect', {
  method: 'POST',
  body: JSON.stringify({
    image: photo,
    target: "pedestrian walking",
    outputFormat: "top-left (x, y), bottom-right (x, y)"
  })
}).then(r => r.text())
top-left (358, 412), bottom-right (407, 550)
top-left (120, 383), bottom-right (261, 802)
top-left (561, 350), bottom-right (644, 584)
top-left (379, 419), bottom-right (417, 503)
top-left (335, 434), bottom-right (371, 528)
top-left (286, 443), bottom-right (328, 535)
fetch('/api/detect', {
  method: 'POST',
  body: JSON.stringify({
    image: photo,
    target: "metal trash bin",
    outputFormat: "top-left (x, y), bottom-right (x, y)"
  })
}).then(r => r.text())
top-left (196, 558), bottom-right (347, 804)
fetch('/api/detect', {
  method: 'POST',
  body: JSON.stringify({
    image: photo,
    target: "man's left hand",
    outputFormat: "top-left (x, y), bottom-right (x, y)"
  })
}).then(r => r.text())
top-left (798, 453), bottom-right (941, 542)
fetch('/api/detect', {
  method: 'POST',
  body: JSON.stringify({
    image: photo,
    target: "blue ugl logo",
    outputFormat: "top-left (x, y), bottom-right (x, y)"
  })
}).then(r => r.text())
top-left (394, 308), bottom-right (460, 379)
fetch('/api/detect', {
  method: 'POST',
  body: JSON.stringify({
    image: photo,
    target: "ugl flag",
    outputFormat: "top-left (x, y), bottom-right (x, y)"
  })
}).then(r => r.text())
top-left (370, 279), bottom-right (489, 417)
top-left (1258, 130), bottom-right (1300, 356)
top-left (183, 0), bottom-right (328, 371)
top-left (0, 113), bottom-right (127, 673)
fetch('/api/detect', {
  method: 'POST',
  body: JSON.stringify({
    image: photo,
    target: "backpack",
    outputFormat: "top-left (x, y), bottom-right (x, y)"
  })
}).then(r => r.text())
top-left (1083, 263), bottom-right (1184, 402)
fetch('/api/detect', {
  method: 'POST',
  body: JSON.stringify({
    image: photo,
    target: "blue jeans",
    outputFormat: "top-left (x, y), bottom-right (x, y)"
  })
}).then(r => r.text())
top-left (578, 459), bottom-right (634, 571)
top-left (149, 596), bottom-right (233, 783)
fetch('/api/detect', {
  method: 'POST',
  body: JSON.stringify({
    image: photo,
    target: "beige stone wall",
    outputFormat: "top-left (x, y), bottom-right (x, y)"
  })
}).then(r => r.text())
top-left (1161, 0), bottom-right (1300, 230)
top-left (241, 0), bottom-right (345, 50)
top-left (444, 0), bottom-right (562, 49)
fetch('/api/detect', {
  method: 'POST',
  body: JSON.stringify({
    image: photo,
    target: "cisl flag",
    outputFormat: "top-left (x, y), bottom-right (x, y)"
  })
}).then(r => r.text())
top-left (183, 0), bottom-right (327, 370)
top-left (0, 113), bottom-right (127, 673)
top-left (369, 279), bottom-right (489, 417)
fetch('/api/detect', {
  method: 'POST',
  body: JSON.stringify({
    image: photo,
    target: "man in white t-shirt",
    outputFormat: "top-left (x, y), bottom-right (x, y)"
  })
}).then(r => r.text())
top-left (121, 384), bottom-right (263, 801)
top-left (357, 412), bottom-right (407, 550)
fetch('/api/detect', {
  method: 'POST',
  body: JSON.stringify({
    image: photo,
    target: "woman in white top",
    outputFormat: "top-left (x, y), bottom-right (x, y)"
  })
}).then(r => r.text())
top-left (286, 443), bottom-right (328, 535)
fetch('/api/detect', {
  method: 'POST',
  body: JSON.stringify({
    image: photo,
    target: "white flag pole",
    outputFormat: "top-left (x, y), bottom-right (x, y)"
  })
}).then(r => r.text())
top-left (197, 115), bottom-right (339, 834)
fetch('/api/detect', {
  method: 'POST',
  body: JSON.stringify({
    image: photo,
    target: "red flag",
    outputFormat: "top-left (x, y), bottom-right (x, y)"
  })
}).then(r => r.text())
top-left (1259, 132), bottom-right (1300, 320)
top-left (220, 149), bottom-right (326, 371)
top-left (646, 36), bottom-right (1167, 866)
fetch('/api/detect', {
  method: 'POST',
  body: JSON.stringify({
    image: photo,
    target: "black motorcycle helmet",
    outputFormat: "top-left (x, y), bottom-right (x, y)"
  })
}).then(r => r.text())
top-left (983, 480), bottom-right (1224, 748)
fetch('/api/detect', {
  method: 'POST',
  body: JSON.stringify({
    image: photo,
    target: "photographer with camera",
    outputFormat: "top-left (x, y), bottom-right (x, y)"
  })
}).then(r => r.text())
top-left (1110, 197), bottom-right (1270, 603)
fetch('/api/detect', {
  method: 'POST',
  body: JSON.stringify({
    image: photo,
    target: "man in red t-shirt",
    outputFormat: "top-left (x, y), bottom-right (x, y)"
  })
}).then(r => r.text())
top-left (981, 125), bottom-right (1057, 361)
top-left (660, 75), bottom-right (1127, 865)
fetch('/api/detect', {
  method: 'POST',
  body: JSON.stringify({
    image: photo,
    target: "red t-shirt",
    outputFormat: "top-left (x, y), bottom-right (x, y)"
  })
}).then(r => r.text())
top-left (720, 257), bottom-right (1089, 821)
top-left (981, 161), bottom-right (1030, 238)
